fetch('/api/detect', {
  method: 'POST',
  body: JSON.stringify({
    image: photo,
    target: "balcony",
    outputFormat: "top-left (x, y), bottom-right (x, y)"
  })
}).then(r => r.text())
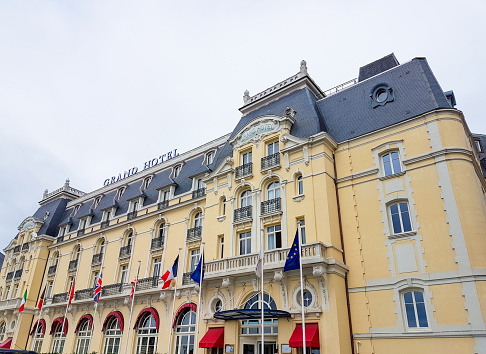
top-left (48, 265), bottom-right (57, 276)
top-left (204, 241), bottom-right (329, 278)
top-left (261, 197), bottom-right (281, 215)
top-left (13, 246), bottom-right (20, 254)
top-left (235, 163), bottom-right (253, 179)
top-left (136, 277), bottom-right (159, 291)
top-left (91, 253), bottom-right (103, 266)
top-left (75, 288), bottom-right (94, 301)
top-left (150, 237), bottom-right (164, 250)
top-left (192, 188), bottom-right (206, 199)
top-left (68, 260), bottom-right (78, 272)
top-left (77, 229), bottom-right (85, 237)
top-left (127, 211), bottom-right (138, 220)
top-left (14, 270), bottom-right (23, 280)
top-left (101, 283), bottom-right (124, 297)
top-left (182, 272), bottom-right (196, 285)
top-left (0, 298), bottom-right (21, 311)
top-left (6, 272), bottom-right (14, 282)
top-left (101, 220), bottom-right (110, 229)
top-left (57, 236), bottom-right (64, 243)
top-left (22, 243), bottom-right (29, 252)
top-left (119, 245), bottom-right (131, 259)
top-left (234, 205), bottom-right (252, 222)
top-left (261, 153), bottom-right (280, 170)
top-left (52, 292), bottom-right (69, 304)
top-left (186, 227), bottom-right (202, 242)
top-left (157, 200), bottom-right (169, 210)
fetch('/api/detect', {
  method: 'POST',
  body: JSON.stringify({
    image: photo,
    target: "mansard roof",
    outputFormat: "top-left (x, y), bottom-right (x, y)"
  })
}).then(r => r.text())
top-left (31, 198), bottom-right (69, 237)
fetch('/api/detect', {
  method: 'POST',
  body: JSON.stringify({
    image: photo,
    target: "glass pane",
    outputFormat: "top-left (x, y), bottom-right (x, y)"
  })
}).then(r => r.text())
top-left (403, 292), bottom-right (413, 304)
top-left (401, 211), bottom-right (412, 232)
top-left (391, 212), bottom-right (402, 233)
top-left (383, 154), bottom-right (392, 175)
top-left (391, 152), bottom-right (401, 173)
top-left (414, 291), bottom-right (424, 302)
top-left (405, 303), bottom-right (417, 327)
top-left (416, 302), bottom-right (428, 327)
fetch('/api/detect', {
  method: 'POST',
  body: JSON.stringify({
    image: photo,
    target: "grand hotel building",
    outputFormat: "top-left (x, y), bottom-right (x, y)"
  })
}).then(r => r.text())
top-left (0, 54), bottom-right (485, 354)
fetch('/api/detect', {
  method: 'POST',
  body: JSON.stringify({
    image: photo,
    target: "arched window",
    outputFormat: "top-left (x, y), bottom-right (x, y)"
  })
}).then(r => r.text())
top-left (157, 223), bottom-right (165, 240)
top-left (403, 290), bottom-right (428, 329)
top-left (174, 309), bottom-right (196, 354)
top-left (240, 190), bottom-right (252, 207)
top-left (98, 240), bottom-right (106, 255)
top-left (126, 232), bottom-right (134, 248)
top-left (267, 181), bottom-right (280, 200)
top-left (241, 293), bottom-right (278, 335)
top-left (193, 212), bottom-right (203, 228)
top-left (75, 319), bottom-right (92, 354)
top-left (103, 317), bottom-right (122, 354)
top-left (72, 246), bottom-right (81, 261)
top-left (51, 322), bottom-right (66, 353)
top-left (19, 256), bottom-right (25, 270)
top-left (206, 151), bottom-right (215, 165)
top-left (219, 197), bottom-right (226, 217)
top-left (31, 321), bottom-right (44, 352)
top-left (136, 313), bottom-right (158, 354)
top-left (0, 322), bottom-right (5, 341)
top-left (52, 252), bottom-right (59, 266)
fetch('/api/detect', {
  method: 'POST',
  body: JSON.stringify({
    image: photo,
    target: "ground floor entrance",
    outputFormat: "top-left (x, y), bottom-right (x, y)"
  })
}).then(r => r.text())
top-left (241, 338), bottom-right (277, 354)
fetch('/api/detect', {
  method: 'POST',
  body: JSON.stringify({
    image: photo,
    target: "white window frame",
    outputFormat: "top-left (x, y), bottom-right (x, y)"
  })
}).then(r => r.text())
top-left (75, 319), bottom-right (92, 354)
top-left (240, 190), bottom-right (252, 207)
top-left (388, 201), bottom-right (413, 235)
top-left (119, 265), bottom-right (128, 284)
top-left (267, 225), bottom-right (282, 250)
top-left (189, 249), bottom-right (200, 272)
top-left (267, 181), bottom-right (280, 200)
top-left (206, 151), bottom-right (215, 165)
top-left (381, 150), bottom-right (402, 176)
top-left (402, 290), bottom-right (429, 330)
top-left (152, 258), bottom-right (161, 277)
top-left (241, 150), bottom-right (252, 165)
top-left (172, 165), bottom-right (182, 178)
top-left (239, 232), bottom-right (251, 255)
top-left (103, 317), bottom-right (122, 354)
top-left (267, 141), bottom-right (279, 156)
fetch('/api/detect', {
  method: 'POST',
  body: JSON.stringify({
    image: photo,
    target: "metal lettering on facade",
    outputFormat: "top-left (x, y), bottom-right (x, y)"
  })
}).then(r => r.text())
top-left (103, 149), bottom-right (179, 186)
top-left (241, 123), bottom-right (276, 142)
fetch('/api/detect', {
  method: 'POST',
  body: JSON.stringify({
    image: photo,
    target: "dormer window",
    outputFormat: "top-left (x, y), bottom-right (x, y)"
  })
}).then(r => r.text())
top-left (142, 176), bottom-right (153, 190)
top-left (103, 209), bottom-right (111, 222)
top-left (115, 187), bottom-right (126, 200)
top-left (172, 165), bottom-right (181, 178)
top-left (92, 196), bottom-right (102, 209)
top-left (130, 200), bottom-right (139, 213)
top-left (44, 211), bottom-right (50, 220)
top-left (206, 151), bottom-right (215, 165)
top-left (71, 205), bottom-right (81, 217)
top-left (475, 139), bottom-right (482, 153)
top-left (79, 218), bottom-right (87, 230)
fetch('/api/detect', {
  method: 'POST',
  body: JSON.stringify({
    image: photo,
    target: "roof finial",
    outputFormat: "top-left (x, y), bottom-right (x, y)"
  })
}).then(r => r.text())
top-left (43, 189), bottom-right (48, 199)
top-left (65, 178), bottom-right (70, 188)
top-left (300, 60), bottom-right (307, 75)
top-left (243, 89), bottom-right (250, 104)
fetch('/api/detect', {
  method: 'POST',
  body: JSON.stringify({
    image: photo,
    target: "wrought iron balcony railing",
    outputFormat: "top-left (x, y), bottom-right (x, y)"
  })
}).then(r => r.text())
top-left (77, 229), bottom-right (85, 237)
top-left (52, 292), bottom-right (68, 304)
top-left (13, 246), bottom-right (21, 254)
top-left (6, 272), bottom-right (14, 282)
top-left (234, 205), bottom-right (252, 222)
top-left (75, 288), bottom-right (94, 301)
top-left (261, 153), bottom-right (280, 170)
top-left (91, 253), bottom-right (103, 266)
top-left (119, 245), bottom-right (131, 259)
top-left (157, 200), bottom-right (169, 210)
top-left (14, 270), bottom-right (23, 279)
top-left (22, 243), bottom-right (29, 251)
top-left (186, 227), bottom-right (202, 242)
top-left (136, 276), bottom-right (159, 291)
top-left (150, 237), bottom-right (164, 250)
top-left (68, 260), bottom-right (78, 272)
top-left (48, 265), bottom-right (57, 276)
top-left (261, 197), bottom-right (281, 215)
top-left (192, 188), bottom-right (206, 199)
top-left (127, 211), bottom-right (138, 220)
top-left (235, 163), bottom-right (253, 179)
top-left (101, 283), bottom-right (124, 297)
top-left (182, 272), bottom-right (196, 285)
top-left (101, 220), bottom-right (110, 229)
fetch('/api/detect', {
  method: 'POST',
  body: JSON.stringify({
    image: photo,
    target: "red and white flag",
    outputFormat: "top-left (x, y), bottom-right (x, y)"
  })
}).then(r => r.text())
top-left (19, 289), bottom-right (27, 312)
top-left (161, 256), bottom-right (179, 289)
top-left (37, 287), bottom-right (46, 310)
top-left (68, 279), bottom-right (75, 305)
top-left (130, 264), bottom-right (141, 299)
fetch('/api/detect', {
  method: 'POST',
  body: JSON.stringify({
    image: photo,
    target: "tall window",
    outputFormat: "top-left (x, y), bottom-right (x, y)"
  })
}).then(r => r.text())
top-left (153, 258), bottom-right (161, 277)
top-left (173, 165), bottom-right (181, 178)
top-left (92, 271), bottom-right (100, 288)
top-left (196, 179), bottom-right (206, 190)
top-left (47, 281), bottom-right (53, 298)
top-left (389, 202), bottom-right (412, 234)
top-left (161, 190), bottom-right (170, 202)
top-left (194, 212), bottom-right (203, 228)
top-left (297, 175), bottom-right (304, 195)
top-left (403, 291), bottom-right (428, 328)
top-left (75, 319), bottom-right (92, 354)
top-left (126, 232), bottom-right (134, 248)
top-left (157, 223), bottom-right (165, 239)
top-left (190, 250), bottom-right (200, 272)
top-left (31, 322), bottom-right (44, 352)
top-left (103, 317), bottom-right (122, 354)
top-left (174, 310), bottom-right (196, 354)
top-left (240, 190), bottom-right (252, 207)
top-left (219, 236), bottom-right (224, 259)
top-left (220, 197), bottom-right (226, 216)
top-left (299, 219), bottom-right (306, 244)
top-left (267, 181), bottom-right (280, 200)
top-left (239, 232), bottom-right (251, 255)
top-left (98, 240), bottom-right (106, 255)
top-left (267, 141), bottom-right (279, 156)
top-left (241, 151), bottom-right (252, 165)
top-left (136, 313), bottom-right (158, 354)
top-left (119, 266), bottom-right (128, 284)
top-left (267, 225), bottom-right (282, 250)
top-left (206, 151), bottom-right (215, 165)
top-left (382, 151), bottom-right (401, 176)
top-left (51, 323), bottom-right (66, 353)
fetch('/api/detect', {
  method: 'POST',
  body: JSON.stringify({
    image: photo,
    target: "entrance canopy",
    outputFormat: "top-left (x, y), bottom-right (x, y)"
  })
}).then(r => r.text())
top-left (289, 323), bottom-right (319, 348)
top-left (213, 309), bottom-right (291, 320)
top-left (199, 327), bottom-right (224, 348)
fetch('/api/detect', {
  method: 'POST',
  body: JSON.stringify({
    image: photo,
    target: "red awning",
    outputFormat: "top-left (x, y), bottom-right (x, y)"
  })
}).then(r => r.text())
top-left (172, 303), bottom-right (197, 328)
top-left (75, 314), bottom-right (93, 333)
top-left (30, 319), bottom-right (46, 336)
top-left (289, 323), bottom-right (319, 348)
top-left (133, 307), bottom-right (160, 330)
top-left (199, 327), bottom-right (224, 348)
top-left (50, 317), bottom-right (68, 335)
top-left (0, 337), bottom-right (12, 349)
top-left (102, 311), bottom-right (125, 332)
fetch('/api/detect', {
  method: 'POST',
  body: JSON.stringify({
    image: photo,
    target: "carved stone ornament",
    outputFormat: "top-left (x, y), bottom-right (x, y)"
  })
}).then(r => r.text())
top-left (221, 278), bottom-right (230, 288)
top-left (284, 107), bottom-right (297, 118)
top-left (274, 270), bottom-right (283, 282)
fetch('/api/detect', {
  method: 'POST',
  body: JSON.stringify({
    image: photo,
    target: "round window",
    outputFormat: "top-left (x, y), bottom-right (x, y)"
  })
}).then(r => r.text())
top-left (213, 299), bottom-right (222, 313)
top-left (297, 290), bottom-right (313, 307)
top-left (376, 88), bottom-right (388, 102)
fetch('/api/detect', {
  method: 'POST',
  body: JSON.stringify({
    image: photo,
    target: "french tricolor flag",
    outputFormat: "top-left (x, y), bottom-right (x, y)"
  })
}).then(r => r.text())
top-left (161, 256), bottom-right (179, 289)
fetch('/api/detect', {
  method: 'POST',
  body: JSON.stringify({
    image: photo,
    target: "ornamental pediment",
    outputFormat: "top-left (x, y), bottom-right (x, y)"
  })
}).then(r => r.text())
top-left (229, 115), bottom-right (295, 149)
top-left (18, 217), bottom-right (43, 232)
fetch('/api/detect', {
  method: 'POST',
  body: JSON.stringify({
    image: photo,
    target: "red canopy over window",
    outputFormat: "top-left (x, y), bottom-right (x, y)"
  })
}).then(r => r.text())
top-left (0, 337), bottom-right (12, 349)
top-left (50, 317), bottom-right (68, 335)
top-left (75, 314), bottom-right (93, 333)
top-left (199, 327), bottom-right (224, 348)
top-left (289, 323), bottom-right (319, 348)
top-left (172, 303), bottom-right (197, 328)
top-left (30, 319), bottom-right (46, 336)
top-left (133, 307), bottom-right (160, 330)
top-left (102, 311), bottom-right (125, 332)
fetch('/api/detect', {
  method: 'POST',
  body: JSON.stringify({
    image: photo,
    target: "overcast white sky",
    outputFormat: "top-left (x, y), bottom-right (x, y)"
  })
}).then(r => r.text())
top-left (0, 0), bottom-right (484, 249)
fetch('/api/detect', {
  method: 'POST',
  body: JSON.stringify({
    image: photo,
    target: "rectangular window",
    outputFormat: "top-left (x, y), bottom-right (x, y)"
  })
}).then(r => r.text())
top-left (12, 285), bottom-right (18, 298)
top-left (241, 151), bottom-right (252, 165)
top-left (390, 202), bottom-right (412, 234)
top-left (382, 151), bottom-right (401, 176)
top-left (299, 219), bottom-right (306, 244)
top-left (79, 218), bottom-right (86, 230)
top-left (119, 266), bottom-right (128, 284)
top-left (239, 232), bottom-right (251, 255)
top-left (153, 258), bottom-right (161, 277)
top-left (4, 286), bottom-right (10, 300)
top-left (131, 201), bottom-right (138, 212)
top-left (267, 225), bottom-right (282, 250)
top-left (267, 141), bottom-right (279, 156)
top-left (475, 139), bottom-right (482, 152)
top-left (190, 249), bottom-right (200, 272)
top-left (162, 190), bottom-right (170, 201)
top-left (404, 291), bottom-right (428, 328)
top-left (103, 210), bottom-right (111, 221)
top-left (47, 282), bottom-right (53, 298)
top-left (92, 271), bottom-right (100, 288)
top-left (218, 236), bottom-right (224, 259)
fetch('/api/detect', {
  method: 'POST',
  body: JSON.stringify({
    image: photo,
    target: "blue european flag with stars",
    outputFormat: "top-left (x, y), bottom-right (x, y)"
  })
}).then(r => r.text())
top-left (284, 230), bottom-right (300, 272)
top-left (191, 253), bottom-right (205, 285)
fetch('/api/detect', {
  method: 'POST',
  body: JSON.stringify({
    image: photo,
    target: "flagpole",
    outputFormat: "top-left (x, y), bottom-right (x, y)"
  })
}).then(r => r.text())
top-left (124, 261), bottom-right (141, 354)
top-left (87, 267), bottom-right (103, 354)
top-left (32, 306), bottom-right (42, 350)
top-left (167, 248), bottom-right (182, 354)
top-left (298, 222), bottom-right (307, 354)
top-left (260, 228), bottom-right (265, 354)
top-left (195, 242), bottom-right (205, 354)
top-left (60, 280), bottom-right (73, 339)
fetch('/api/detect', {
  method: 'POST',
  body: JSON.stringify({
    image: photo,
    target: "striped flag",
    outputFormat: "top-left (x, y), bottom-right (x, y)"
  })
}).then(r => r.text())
top-left (93, 273), bottom-right (102, 303)
top-left (19, 289), bottom-right (27, 312)
top-left (68, 279), bottom-right (75, 305)
top-left (37, 287), bottom-right (46, 310)
top-left (161, 256), bottom-right (179, 289)
top-left (130, 264), bottom-right (141, 299)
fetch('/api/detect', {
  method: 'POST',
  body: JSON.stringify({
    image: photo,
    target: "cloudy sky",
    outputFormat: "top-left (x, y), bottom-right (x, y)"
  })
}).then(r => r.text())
top-left (0, 1), bottom-right (484, 248)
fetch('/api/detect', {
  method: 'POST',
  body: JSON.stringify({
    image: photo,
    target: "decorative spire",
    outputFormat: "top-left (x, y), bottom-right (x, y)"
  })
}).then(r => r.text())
top-left (300, 60), bottom-right (307, 75)
top-left (43, 189), bottom-right (48, 199)
top-left (65, 178), bottom-right (70, 188)
top-left (243, 89), bottom-right (250, 104)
